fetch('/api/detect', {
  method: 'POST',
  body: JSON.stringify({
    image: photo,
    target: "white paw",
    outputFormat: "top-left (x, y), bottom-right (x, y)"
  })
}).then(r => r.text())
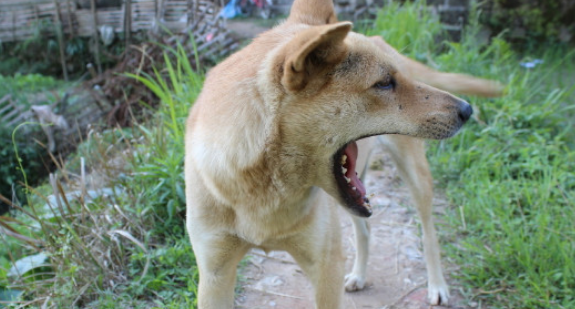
top-left (427, 283), bottom-right (450, 306)
top-left (344, 273), bottom-right (366, 292)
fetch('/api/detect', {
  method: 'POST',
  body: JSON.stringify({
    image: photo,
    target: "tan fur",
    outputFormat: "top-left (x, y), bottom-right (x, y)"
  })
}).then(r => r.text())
top-left (185, 1), bottom-right (502, 308)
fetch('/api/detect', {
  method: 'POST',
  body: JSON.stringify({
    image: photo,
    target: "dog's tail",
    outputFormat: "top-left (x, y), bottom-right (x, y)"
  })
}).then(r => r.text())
top-left (370, 36), bottom-right (504, 98)
top-left (400, 56), bottom-right (504, 97)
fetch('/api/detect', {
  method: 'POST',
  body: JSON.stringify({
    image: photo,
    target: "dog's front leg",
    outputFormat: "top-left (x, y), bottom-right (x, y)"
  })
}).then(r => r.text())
top-left (345, 137), bottom-right (377, 292)
top-left (379, 135), bottom-right (449, 305)
top-left (285, 205), bottom-right (345, 309)
top-left (189, 229), bottom-right (250, 309)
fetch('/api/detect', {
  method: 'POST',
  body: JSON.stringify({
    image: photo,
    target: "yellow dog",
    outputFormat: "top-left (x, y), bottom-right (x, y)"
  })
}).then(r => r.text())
top-left (185, 0), bottom-right (501, 307)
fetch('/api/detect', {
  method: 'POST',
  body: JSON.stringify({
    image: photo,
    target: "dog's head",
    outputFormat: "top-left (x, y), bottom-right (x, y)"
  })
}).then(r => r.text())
top-left (262, 3), bottom-right (472, 217)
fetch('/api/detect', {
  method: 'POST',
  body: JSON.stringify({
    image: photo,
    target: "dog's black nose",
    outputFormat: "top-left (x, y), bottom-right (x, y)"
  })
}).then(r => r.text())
top-left (458, 100), bottom-right (473, 123)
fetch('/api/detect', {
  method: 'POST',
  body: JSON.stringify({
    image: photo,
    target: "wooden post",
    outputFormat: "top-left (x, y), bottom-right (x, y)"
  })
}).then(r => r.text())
top-left (90, 0), bottom-right (103, 74)
top-left (65, 0), bottom-right (74, 37)
top-left (34, 3), bottom-right (40, 25)
top-left (12, 12), bottom-right (16, 42)
top-left (187, 0), bottom-right (192, 27)
top-left (155, 0), bottom-right (166, 34)
top-left (124, 0), bottom-right (132, 48)
top-left (153, 0), bottom-right (158, 33)
top-left (53, 0), bottom-right (69, 81)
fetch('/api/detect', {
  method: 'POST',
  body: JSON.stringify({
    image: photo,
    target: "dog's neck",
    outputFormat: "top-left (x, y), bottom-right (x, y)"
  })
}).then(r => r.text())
top-left (187, 23), bottom-right (332, 213)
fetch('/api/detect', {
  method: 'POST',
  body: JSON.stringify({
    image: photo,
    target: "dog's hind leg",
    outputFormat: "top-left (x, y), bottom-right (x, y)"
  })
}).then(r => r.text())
top-left (379, 134), bottom-right (449, 305)
top-left (345, 215), bottom-right (370, 291)
top-left (191, 232), bottom-right (250, 309)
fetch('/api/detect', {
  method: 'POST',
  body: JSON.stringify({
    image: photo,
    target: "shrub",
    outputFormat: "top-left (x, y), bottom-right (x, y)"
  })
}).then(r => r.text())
top-left (0, 43), bottom-right (203, 308)
top-left (369, 1), bottom-right (575, 308)
top-left (0, 126), bottom-right (46, 214)
top-left (478, 0), bottom-right (575, 47)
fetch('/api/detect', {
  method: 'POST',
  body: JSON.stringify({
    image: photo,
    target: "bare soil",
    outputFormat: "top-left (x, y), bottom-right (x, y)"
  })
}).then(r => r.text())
top-left (234, 149), bottom-right (470, 309)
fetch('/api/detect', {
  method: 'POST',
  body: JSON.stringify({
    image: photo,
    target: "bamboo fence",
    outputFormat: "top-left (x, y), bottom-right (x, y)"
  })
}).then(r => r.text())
top-left (0, 0), bottom-right (224, 43)
top-left (0, 0), bottom-right (235, 154)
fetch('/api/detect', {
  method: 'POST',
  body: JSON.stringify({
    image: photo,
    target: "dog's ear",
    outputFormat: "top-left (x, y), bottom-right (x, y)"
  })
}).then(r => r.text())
top-left (281, 22), bottom-right (351, 92)
top-left (288, 0), bottom-right (338, 25)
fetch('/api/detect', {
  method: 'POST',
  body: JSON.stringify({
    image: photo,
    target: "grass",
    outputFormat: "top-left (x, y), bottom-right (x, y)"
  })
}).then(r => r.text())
top-left (364, 1), bottom-right (575, 308)
top-left (363, 0), bottom-right (442, 59)
top-left (0, 44), bottom-right (202, 308)
top-left (0, 1), bottom-right (574, 308)
top-left (0, 74), bottom-right (72, 209)
top-left (431, 47), bottom-right (575, 308)
top-left (0, 74), bottom-right (67, 101)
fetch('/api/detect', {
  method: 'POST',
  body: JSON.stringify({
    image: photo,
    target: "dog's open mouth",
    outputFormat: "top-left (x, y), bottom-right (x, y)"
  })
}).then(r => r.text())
top-left (333, 141), bottom-right (372, 217)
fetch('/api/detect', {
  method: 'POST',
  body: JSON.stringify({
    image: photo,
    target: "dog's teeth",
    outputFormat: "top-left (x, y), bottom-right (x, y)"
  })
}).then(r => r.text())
top-left (344, 176), bottom-right (351, 183)
top-left (363, 202), bottom-right (371, 209)
top-left (352, 186), bottom-right (356, 191)
top-left (341, 155), bottom-right (347, 165)
top-left (341, 167), bottom-right (347, 174)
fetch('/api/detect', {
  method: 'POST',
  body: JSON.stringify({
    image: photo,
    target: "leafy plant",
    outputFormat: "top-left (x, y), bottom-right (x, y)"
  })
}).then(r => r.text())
top-left (0, 74), bottom-right (71, 215)
top-left (0, 126), bottom-right (46, 215)
top-left (366, 2), bottom-right (575, 308)
top-left (0, 74), bottom-right (66, 106)
top-left (126, 43), bottom-right (203, 231)
top-left (363, 0), bottom-right (442, 59)
top-left (0, 42), bottom-right (204, 308)
top-left (478, 0), bottom-right (575, 47)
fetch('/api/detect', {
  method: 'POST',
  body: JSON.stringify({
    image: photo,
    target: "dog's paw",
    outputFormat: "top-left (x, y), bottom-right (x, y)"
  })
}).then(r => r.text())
top-left (427, 283), bottom-right (450, 306)
top-left (344, 273), bottom-right (366, 292)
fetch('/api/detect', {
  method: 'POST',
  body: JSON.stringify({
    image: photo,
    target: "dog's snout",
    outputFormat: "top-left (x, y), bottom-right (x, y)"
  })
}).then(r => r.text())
top-left (458, 100), bottom-right (473, 123)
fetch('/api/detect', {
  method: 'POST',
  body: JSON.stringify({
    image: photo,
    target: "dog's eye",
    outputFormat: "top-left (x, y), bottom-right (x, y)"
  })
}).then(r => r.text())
top-left (373, 78), bottom-right (395, 91)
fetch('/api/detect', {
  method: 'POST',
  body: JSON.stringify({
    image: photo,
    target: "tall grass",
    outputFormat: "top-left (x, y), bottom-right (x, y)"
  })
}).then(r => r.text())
top-left (128, 43), bottom-right (203, 226)
top-left (0, 44), bottom-right (202, 308)
top-left (431, 49), bottom-right (575, 308)
top-left (363, 0), bottom-right (442, 58)
top-left (366, 2), bottom-right (575, 308)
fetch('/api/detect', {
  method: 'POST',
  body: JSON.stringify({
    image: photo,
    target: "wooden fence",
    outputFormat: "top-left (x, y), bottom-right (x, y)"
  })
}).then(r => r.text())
top-left (0, 95), bottom-right (31, 128)
top-left (0, 0), bottom-right (224, 43)
top-left (0, 0), bottom-right (235, 154)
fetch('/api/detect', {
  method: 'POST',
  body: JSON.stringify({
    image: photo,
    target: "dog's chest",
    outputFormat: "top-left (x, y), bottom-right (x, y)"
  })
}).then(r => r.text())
top-left (232, 190), bottom-right (322, 246)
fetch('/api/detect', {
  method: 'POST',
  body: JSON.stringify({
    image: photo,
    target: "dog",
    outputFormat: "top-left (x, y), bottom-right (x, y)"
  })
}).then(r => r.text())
top-left (184, 0), bottom-right (501, 307)
top-left (342, 38), bottom-right (502, 305)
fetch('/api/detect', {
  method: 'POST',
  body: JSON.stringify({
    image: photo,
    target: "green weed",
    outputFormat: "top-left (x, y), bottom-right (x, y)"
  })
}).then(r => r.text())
top-left (363, 0), bottom-right (442, 59)
top-left (0, 74), bottom-right (70, 211)
top-left (0, 74), bottom-right (66, 103)
top-left (126, 43), bottom-right (203, 230)
top-left (429, 46), bottom-right (575, 308)
top-left (0, 43), bottom-right (203, 308)
top-left (363, 2), bottom-right (575, 308)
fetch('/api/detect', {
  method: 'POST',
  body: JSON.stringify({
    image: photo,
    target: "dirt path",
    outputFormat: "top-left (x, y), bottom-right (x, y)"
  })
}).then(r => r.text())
top-left (234, 149), bottom-right (469, 309)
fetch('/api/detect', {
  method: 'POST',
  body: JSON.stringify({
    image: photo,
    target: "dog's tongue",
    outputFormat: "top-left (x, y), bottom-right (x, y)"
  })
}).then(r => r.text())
top-left (344, 142), bottom-right (366, 197)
